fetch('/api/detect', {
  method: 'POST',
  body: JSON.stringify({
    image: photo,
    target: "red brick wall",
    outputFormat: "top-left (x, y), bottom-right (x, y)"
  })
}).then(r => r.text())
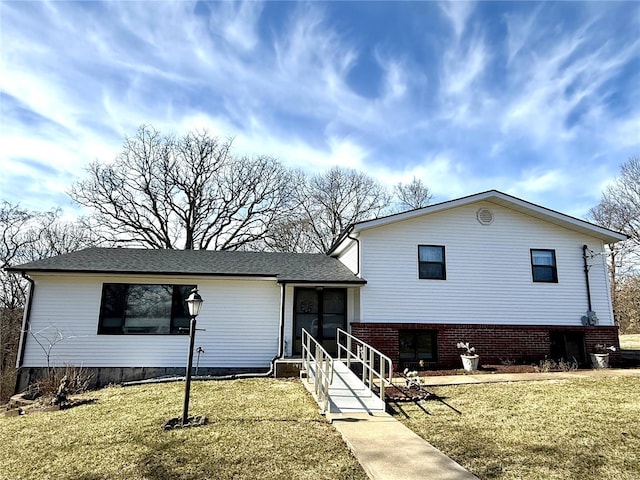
top-left (350, 323), bottom-right (620, 369)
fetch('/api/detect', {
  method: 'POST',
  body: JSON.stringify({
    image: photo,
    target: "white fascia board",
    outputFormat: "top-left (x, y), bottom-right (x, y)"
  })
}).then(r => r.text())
top-left (26, 272), bottom-right (280, 283)
top-left (329, 232), bottom-right (358, 257)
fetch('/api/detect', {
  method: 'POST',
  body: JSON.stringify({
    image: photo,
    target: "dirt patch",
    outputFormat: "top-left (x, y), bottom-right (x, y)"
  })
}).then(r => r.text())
top-left (162, 415), bottom-right (208, 430)
top-left (4, 395), bottom-right (97, 417)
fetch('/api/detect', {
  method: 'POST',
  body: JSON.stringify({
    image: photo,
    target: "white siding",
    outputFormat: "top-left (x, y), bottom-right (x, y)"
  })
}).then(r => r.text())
top-left (336, 239), bottom-right (359, 274)
top-left (359, 201), bottom-right (614, 327)
top-left (22, 274), bottom-right (280, 368)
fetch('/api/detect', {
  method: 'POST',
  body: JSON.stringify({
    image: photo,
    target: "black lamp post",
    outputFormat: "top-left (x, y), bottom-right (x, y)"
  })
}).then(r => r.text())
top-left (182, 288), bottom-right (203, 426)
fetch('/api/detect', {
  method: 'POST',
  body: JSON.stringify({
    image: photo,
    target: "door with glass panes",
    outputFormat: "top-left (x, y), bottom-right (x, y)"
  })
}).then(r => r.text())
top-left (293, 288), bottom-right (346, 356)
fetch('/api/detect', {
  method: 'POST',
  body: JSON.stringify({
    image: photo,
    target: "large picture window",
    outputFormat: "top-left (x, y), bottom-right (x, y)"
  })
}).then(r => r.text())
top-left (531, 249), bottom-right (558, 283)
top-left (98, 284), bottom-right (196, 334)
top-left (418, 245), bottom-right (446, 280)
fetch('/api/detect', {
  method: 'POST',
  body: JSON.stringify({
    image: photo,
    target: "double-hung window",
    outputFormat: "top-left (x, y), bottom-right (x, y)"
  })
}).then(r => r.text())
top-left (531, 249), bottom-right (558, 283)
top-left (98, 284), bottom-right (196, 334)
top-left (418, 245), bottom-right (446, 280)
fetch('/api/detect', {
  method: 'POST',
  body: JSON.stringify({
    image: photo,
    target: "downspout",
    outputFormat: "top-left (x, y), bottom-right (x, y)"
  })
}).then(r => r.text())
top-left (123, 281), bottom-right (287, 386)
top-left (582, 245), bottom-right (593, 312)
top-left (16, 273), bottom-right (35, 368)
top-left (14, 272), bottom-right (35, 393)
top-left (277, 281), bottom-right (286, 359)
top-left (347, 233), bottom-right (361, 277)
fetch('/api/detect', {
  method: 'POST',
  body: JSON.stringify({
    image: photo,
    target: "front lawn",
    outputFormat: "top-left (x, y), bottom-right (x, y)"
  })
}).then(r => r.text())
top-left (0, 378), bottom-right (367, 480)
top-left (392, 376), bottom-right (639, 480)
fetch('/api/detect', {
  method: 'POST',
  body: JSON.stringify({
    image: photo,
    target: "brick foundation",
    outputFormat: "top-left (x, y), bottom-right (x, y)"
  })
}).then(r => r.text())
top-left (350, 323), bottom-right (620, 369)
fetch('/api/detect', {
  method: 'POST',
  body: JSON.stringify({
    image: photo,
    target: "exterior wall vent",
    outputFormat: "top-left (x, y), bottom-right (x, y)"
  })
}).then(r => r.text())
top-left (476, 208), bottom-right (494, 225)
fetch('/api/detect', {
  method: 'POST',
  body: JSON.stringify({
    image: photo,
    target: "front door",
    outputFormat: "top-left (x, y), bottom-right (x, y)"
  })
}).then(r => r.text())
top-left (293, 288), bottom-right (346, 356)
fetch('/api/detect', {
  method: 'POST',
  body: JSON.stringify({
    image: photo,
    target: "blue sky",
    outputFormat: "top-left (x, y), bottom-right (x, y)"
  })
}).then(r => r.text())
top-left (1, 1), bottom-right (639, 219)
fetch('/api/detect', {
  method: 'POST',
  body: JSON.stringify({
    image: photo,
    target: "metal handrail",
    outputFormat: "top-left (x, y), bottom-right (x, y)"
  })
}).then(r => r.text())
top-left (336, 328), bottom-right (393, 402)
top-left (301, 328), bottom-right (334, 414)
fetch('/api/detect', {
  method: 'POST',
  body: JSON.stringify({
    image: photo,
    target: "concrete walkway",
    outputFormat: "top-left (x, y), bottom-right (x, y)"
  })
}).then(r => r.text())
top-left (331, 412), bottom-right (479, 480)
top-left (326, 368), bottom-right (640, 480)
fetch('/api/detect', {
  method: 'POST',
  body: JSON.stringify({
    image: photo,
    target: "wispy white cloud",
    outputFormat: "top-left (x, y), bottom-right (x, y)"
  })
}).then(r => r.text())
top-left (439, 1), bottom-right (475, 41)
top-left (504, 5), bottom-right (544, 66)
top-left (0, 0), bottom-right (637, 221)
top-left (500, 14), bottom-right (638, 146)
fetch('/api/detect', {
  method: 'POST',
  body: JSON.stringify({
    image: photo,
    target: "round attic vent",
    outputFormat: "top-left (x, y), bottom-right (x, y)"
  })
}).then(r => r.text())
top-left (476, 208), bottom-right (494, 225)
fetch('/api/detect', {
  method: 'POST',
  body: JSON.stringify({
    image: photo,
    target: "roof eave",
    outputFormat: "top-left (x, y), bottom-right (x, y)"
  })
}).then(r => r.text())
top-left (10, 268), bottom-right (366, 285)
top-left (6, 268), bottom-right (280, 279)
top-left (277, 278), bottom-right (367, 285)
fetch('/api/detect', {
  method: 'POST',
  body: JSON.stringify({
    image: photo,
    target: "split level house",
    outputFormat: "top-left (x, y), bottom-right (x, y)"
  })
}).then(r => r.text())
top-left (9, 190), bottom-right (627, 390)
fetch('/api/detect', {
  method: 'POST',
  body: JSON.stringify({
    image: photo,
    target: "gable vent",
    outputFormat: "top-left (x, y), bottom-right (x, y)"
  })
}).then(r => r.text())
top-left (476, 208), bottom-right (494, 225)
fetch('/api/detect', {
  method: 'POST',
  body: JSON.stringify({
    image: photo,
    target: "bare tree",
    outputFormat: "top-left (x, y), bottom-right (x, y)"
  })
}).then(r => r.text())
top-left (0, 205), bottom-right (50, 400)
top-left (70, 125), bottom-right (294, 250)
top-left (1, 203), bottom-right (97, 401)
top-left (0, 203), bottom-right (57, 309)
top-left (393, 176), bottom-right (433, 211)
top-left (589, 156), bottom-right (640, 334)
top-left (293, 167), bottom-right (391, 253)
top-left (595, 157), bottom-right (640, 246)
top-left (614, 275), bottom-right (640, 334)
top-left (262, 214), bottom-right (318, 253)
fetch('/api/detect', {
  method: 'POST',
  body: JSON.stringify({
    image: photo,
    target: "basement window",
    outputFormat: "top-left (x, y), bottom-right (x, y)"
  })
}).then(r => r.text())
top-left (98, 284), bottom-right (196, 334)
top-left (399, 330), bottom-right (437, 365)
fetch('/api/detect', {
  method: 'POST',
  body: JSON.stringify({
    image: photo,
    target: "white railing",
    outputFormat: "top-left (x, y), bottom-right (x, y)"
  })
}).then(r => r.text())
top-left (336, 328), bottom-right (393, 402)
top-left (301, 328), bottom-right (334, 414)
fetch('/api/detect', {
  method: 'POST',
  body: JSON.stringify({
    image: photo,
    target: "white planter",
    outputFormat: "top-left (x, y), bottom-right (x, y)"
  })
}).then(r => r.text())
top-left (460, 355), bottom-right (480, 372)
top-left (590, 353), bottom-right (610, 369)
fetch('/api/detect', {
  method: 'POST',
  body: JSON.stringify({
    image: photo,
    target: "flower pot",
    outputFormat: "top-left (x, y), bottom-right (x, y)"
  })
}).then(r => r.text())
top-left (590, 353), bottom-right (609, 369)
top-left (460, 354), bottom-right (480, 372)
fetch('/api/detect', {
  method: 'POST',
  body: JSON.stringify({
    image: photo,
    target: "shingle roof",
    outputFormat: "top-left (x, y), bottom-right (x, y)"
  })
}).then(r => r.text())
top-left (7, 247), bottom-right (366, 284)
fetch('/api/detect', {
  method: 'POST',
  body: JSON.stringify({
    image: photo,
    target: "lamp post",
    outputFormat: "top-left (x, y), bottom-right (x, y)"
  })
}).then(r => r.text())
top-left (182, 288), bottom-right (203, 426)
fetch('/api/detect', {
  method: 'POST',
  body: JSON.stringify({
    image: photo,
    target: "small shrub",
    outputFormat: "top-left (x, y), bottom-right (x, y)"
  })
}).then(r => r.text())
top-left (558, 357), bottom-right (578, 372)
top-left (500, 357), bottom-right (516, 366)
top-left (31, 365), bottom-right (94, 399)
top-left (534, 357), bottom-right (579, 373)
top-left (535, 358), bottom-right (557, 373)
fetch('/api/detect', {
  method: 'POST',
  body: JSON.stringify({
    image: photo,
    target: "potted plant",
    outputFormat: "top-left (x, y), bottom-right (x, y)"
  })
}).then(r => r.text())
top-left (457, 341), bottom-right (479, 371)
top-left (590, 344), bottom-right (616, 369)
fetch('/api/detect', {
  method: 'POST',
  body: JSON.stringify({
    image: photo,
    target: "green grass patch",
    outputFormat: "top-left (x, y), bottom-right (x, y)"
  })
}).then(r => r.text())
top-left (393, 376), bottom-right (640, 480)
top-left (0, 378), bottom-right (367, 480)
top-left (619, 334), bottom-right (640, 350)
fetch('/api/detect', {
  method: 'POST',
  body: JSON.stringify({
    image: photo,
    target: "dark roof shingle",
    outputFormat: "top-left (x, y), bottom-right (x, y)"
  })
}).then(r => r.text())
top-left (7, 248), bottom-right (365, 284)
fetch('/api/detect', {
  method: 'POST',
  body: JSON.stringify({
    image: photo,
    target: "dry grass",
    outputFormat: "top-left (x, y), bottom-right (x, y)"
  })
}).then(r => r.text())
top-left (619, 334), bottom-right (640, 350)
top-left (0, 378), bottom-right (367, 480)
top-left (392, 376), bottom-right (640, 480)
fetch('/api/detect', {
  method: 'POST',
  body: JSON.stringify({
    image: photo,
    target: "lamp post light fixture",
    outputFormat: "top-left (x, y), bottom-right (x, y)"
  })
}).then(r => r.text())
top-left (182, 288), bottom-right (204, 426)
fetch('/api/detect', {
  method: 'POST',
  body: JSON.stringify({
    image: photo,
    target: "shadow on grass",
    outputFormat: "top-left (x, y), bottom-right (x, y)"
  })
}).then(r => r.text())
top-left (386, 381), bottom-right (462, 417)
top-left (134, 435), bottom-right (197, 480)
